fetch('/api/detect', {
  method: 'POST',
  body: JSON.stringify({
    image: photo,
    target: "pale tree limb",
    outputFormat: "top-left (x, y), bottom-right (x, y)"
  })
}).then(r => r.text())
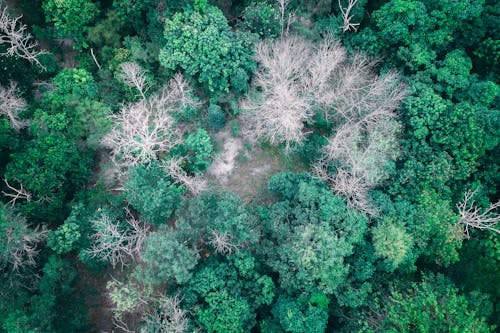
top-left (0, 6), bottom-right (47, 70)
top-left (0, 82), bottom-right (29, 131)
top-left (118, 61), bottom-right (149, 100)
top-left (2, 178), bottom-right (32, 205)
top-left (208, 229), bottom-right (241, 255)
top-left (162, 158), bottom-right (207, 196)
top-left (457, 189), bottom-right (500, 238)
top-left (84, 210), bottom-right (150, 269)
top-left (338, 0), bottom-right (360, 33)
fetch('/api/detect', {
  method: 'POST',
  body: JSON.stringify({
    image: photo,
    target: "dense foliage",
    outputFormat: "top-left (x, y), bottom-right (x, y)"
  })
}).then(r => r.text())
top-left (0, 0), bottom-right (498, 332)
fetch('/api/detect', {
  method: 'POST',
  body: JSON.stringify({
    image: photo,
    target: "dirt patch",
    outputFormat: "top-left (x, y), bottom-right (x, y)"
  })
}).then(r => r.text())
top-left (207, 129), bottom-right (284, 202)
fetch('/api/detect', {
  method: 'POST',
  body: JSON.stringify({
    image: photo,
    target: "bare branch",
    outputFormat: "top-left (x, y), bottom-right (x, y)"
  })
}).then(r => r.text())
top-left (2, 178), bottom-right (32, 205)
top-left (208, 229), bottom-right (241, 255)
top-left (84, 211), bottom-right (150, 269)
top-left (338, 0), bottom-right (360, 33)
top-left (0, 6), bottom-right (47, 70)
top-left (162, 158), bottom-right (207, 196)
top-left (118, 61), bottom-right (149, 100)
top-left (0, 82), bottom-right (29, 131)
top-left (102, 74), bottom-right (199, 168)
top-left (1, 207), bottom-right (46, 273)
top-left (457, 189), bottom-right (500, 238)
top-left (142, 294), bottom-right (189, 333)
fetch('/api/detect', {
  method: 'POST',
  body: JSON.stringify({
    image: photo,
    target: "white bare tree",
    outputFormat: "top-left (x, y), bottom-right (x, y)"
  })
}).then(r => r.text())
top-left (1, 206), bottom-right (46, 274)
top-left (162, 158), bottom-right (207, 196)
top-left (102, 73), bottom-right (200, 168)
top-left (118, 61), bottom-right (150, 100)
top-left (457, 189), bottom-right (500, 238)
top-left (338, 0), bottom-right (360, 32)
top-left (240, 35), bottom-right (314, 151)
top-left (208, 229), bottom-right (241, 255)
top-left (0, 6), bottom-right (47, 69)
top-left (241, 35), bottom-right (406, 212)
top-left (2, 178), bottom-right (32, 205)
top-left (84, 211), bottom-right (149, 269)
top-left (0, 81), bottom-right (29, 131)
top-left (141, 295), bottom-right (189, 333)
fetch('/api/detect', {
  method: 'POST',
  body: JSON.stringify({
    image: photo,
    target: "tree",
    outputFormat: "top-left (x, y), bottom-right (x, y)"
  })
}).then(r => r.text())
top-left (42, 0), bottom-right (99, 50)
top-left (261, 172), bottom-right (368, 295)
top-left (240, 35), bottom-right (406, 153)
top-left (125, 162), bottom-right (183, 226)
top-left (0, 6), bottom-right (47, 69)
top-left (159, 4), bottom-right (256, 94)
top-left (135, 227), bottom-right (200, 286)
top-left (457, 189), bottom-right (500, 238)
top-left (372, 218), bottom-right (413, 269)
top-left (0, 81), bottom-right (28, 131)
top-left (0, 204), bottom-right (46, 276)
top-left (84, 210), bottom-right (149, 269)
top-left (353, 274), bottom-right (494, 333)
top-left (102, 74), bottom-right (199, 167)
top-left (172, 128), bottom-right (214, 173)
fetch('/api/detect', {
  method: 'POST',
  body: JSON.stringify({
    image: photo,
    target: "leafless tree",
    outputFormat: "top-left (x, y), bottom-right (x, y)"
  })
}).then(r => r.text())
top-left (240, 35), bottom-right (405, 156)
top-left (0, 82), bottom-right (29, 131)
top-left (338, 0), bottom-right (360, 32)
top-left (276, 0), bottom-right (295, 36)
top-left (162, 158), bottom-right (207, 196)
top-left (118, 61), bottom-right (150, 100)
top-left (208, 229), bottom-right (241, 255)
top-left (235, 35), bottom-right (407, 213)
top-left (1, 206), bottom-right (46, 273)
top-left (84, 211), bottom-right (149, 269)
top-left (0, 6), bottom-right (47, 69)
top-left (141, 294), bottom-right (189, 333)
top-left (102, 74), bottom-right (199, 167)
top-left (457, 189), bottom-right (500, 238)
top-left (240, 35), bottom-right (314, 151)
top-left (2, 178), bottom-right (32, 205)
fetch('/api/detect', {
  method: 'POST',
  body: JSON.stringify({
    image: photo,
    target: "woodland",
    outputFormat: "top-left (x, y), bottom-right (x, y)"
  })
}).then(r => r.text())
top-left (0, 0), bottom-right (499, 332)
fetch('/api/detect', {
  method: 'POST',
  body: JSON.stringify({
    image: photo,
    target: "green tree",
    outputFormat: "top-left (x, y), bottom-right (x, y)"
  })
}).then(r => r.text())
top-left (125, 162), bottom-right (183, 225)
top-left (261, 172), bottom-right (368, 295)
top-left (159, 4), bottom-right (255, 94)
top-left (354, 274), bottom-right (494, 333)
top-left (43, 0), bottom-right (100, 50)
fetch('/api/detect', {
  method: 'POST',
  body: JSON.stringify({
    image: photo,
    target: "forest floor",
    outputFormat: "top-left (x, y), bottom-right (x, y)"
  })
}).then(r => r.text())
top-left (207, 127), bottom-right (305, 203)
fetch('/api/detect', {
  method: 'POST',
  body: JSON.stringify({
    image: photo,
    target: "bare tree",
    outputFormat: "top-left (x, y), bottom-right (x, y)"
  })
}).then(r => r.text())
top-left (208, 229), bottom-right (241, 255)
top-left (102, 74), bottom-right (199, 167)
top-left (1, 206), bottom-right (46, 273)
top-left (0, 6), bottom-right (47, 69)
top-left (457, 189), bottom-right (500, 238)
top-left (0, 82), bottom-right (29, 131)
top-left (162, 158), bottom-right (207, 196)
top-left (2, 178), bottom-right (32, 205)
top-left (141, 295), bottom-right (189, 333)
top-left (84, 211), bottom-right (149, 269)
top-left (240, 35), bottom-right (314, 151)
top-left (118, 61), bottom-right (150, 100)
top-left (240, 35), bottom-right (405, 156)
top-left (338, 0), bottom-right (360, 32)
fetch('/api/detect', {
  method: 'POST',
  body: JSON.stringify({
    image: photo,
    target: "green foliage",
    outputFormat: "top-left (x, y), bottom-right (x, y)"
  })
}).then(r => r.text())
top-left (356, 274), bottom-right (494, 333)
top-left (207, 104), bottom-right (226, 130)
top-left (175, 191), bottom-right (259, 254)
top-left (182, 254), bottom-right (274, 332)
top-left (47, 219), bottom-right (81, 255)
top-left (241, 2), bottom-right (281, 38)
top-left (269, 293), bottom-right (329, 333)
top-left (125, 162), bottom-right (183, 225)
top-left (262, 172), bottom-right (368, 295)
top-left (42, 0), bottom-right (100, 50)
top-left (372, 219), bottom-right (413, 268)
top-left (5, 133), bottom-right (92, 222)
top-left (135, 227), bottom-right (200, 286)
top-left (173, 129), bottom-right (214, 173)
top-left (159, 4), bottom-right (256, 94)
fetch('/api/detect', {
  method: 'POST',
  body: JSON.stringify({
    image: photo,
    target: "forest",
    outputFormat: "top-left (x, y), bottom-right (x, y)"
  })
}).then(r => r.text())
top-left (0, 0), bottom-right (499, 332)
